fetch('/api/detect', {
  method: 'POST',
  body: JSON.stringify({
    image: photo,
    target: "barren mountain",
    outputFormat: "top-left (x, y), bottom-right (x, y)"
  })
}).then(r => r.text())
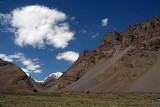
top-left (45, 15), bottom-right (160, 92)
top-left (0, 59), bottom-right (43, 92)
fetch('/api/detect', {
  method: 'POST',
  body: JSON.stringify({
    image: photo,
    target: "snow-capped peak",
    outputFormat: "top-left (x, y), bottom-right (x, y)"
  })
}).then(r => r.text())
top-left (51, 72), bottom-right (63, 79)
top-left (35, 72), bottom-right (63, 83)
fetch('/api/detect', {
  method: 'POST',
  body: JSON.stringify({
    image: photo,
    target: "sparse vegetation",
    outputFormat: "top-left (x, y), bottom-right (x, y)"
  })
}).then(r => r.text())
top-left (0, 92), bottom-right (160, 107)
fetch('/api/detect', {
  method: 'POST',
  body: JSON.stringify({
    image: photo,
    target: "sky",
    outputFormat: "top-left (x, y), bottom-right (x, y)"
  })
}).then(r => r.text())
top-left (0, 0), bottom-right (160, 81)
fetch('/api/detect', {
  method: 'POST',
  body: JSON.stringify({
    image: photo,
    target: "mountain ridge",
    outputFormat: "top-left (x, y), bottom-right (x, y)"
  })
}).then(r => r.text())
top-left (45, 15), bottom-right (160, 92)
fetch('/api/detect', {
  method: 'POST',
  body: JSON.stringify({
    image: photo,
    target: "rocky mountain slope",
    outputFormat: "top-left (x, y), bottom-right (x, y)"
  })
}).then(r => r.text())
top-left (45, 15), bottom-right (160, 92)
top-left (0, 59), bottom-right (43, 92)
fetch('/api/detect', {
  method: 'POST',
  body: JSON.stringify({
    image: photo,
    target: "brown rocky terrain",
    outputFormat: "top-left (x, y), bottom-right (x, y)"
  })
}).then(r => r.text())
top-left (0, 59), bottom-right (43, 92)
top-left (45, 15), bottom-right (160, 92)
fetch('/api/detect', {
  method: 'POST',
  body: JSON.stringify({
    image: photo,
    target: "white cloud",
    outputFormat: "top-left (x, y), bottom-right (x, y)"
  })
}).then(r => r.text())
top-left (0, 54), bottom-right (13, 62)
top-left (34, 70), bottom-right (42, 73)
top-left (0, 52), bottom-right (42, 74)
top-left (8, 53), bottom-right (23, 59)
top-left (56, 51), bottom-right (79, 62)
top-left (102, 18), bottom-right (108, 27)
top-left (18, 57), bottom-right (41, 73)
top-left (0, 5), bottom-right (74, 49)
top-left (27, 64), bottom-right (40, 71)
top-left (91, 33), bottom-right (99, 38)
top-left (22, 60), bottom-right (32, 65)
top-left (22, 68), bottom-right (31, 73)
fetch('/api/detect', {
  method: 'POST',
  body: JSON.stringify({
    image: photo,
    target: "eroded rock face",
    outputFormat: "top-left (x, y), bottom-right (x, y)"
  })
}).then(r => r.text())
top-left (0, 60), bottom-right (43, 92)
top-left (46, 15), bottom-right (160, 91)
top-left (97, 31), bottom-right (122, 50)
top-left (121, 15), bottom-right (160, 48)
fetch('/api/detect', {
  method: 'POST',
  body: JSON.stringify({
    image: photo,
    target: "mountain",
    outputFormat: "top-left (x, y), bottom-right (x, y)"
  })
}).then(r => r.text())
top-left (36, 72), bottom-right (62, 87)
top-left (0, 59), bottom-right (43, 92)
top-left (1, 15), bottom-right (160, 93)
top-left (45, 15), bottom-right (160, 92)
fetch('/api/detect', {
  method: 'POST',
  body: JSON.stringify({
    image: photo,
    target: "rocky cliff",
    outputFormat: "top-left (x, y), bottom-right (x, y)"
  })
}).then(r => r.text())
top-left (45, 15), bottom-right (160, 92)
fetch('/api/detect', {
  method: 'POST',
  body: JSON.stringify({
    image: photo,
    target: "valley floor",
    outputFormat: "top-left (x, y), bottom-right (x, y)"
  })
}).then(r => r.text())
top-left (0, 92), bottom-right (160, 107)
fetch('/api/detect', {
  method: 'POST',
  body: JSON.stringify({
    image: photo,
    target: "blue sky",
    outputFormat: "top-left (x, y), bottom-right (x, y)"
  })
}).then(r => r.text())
top-left (0, 0), bottom-right (160, 81)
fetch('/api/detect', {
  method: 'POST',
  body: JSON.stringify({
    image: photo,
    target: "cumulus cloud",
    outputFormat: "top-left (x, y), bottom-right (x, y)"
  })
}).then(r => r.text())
top-left (0, 5), bottom-right (74, 48)
top-left (0, 52), bottom-right (42, 74)
top-left (91, 33), bottom-right (99, 39)
top-left (102, 18), bottom-right (108, 27)
top-left (56, 51), bottom-right (79, 62)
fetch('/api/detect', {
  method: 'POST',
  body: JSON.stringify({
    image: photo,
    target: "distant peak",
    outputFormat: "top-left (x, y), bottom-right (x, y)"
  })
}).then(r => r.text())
top-left (51, 72), bottom-right (63, 79)
top-left (35, 72), bottom-right (63, 84)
